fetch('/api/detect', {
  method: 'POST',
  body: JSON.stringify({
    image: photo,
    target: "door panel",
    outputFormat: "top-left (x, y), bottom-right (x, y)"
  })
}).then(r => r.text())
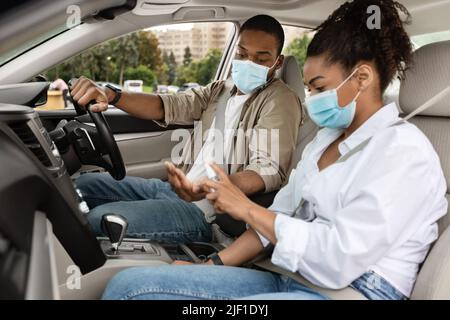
top-left (38, 108), bottom-right (193, 179)
top-left (115, 130), bottom-right (191, 179)
top-left (38, 108), bottom-right (191, 133)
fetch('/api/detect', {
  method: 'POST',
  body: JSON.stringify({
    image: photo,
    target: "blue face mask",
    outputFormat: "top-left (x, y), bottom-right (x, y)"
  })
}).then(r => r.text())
top-left (304, 68), bottom-right (361, 129)
top-left (231, 59), bottom-right (276, 94)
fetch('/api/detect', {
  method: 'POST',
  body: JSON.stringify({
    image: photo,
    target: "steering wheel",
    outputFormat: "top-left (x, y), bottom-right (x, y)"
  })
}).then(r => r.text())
top-left (65, 79), bottom-right (125, 180)
top-left (85, 103), bottom-right (126, 180)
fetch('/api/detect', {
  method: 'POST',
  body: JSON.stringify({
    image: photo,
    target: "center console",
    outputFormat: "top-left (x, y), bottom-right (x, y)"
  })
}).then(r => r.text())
top-left (96, 212), bottom-right (224, 263)
top-left (0, 104), bottom-right (222, 267)
top-left (98, 238), bottom-right (223, 263)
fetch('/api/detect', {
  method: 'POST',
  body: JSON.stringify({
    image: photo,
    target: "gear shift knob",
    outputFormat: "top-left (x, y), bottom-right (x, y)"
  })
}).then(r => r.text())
top-left (101, 214), bottom-right (128, 252)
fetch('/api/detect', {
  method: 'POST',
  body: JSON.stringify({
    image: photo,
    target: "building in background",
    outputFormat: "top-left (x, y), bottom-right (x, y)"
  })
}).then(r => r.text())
top-left (153, 23), bottom-right (310, 65)
top-left (153, 23), bottom-right (233, 64)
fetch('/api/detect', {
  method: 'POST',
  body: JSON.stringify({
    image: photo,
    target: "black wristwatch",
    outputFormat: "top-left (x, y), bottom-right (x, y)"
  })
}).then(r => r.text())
top-left (207, 252), bottom-right (224, 265)
top-left (105, 83), bottom-right (122, 105)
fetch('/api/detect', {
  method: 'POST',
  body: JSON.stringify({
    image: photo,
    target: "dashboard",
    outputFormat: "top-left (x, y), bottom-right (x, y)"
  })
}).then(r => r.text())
top-left (0, 83), bottom-right (223, 299)
top-left (0, 102), bottom-right (106, 299)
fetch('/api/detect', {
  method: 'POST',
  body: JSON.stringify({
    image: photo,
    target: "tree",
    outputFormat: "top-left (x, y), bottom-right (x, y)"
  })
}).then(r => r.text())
top-left (175, 64), bottom-right (198, 86)
top-left (285, 34), bottom-right (311, 69)
top-left (195, 48), bottom-right (222, 85)
top-left (43, 29), bottom-right (164, 86)
top-left (175, 48), bottom-right (222, 86)
top-left (136, 31), bottom-right (164, 83)
top-left (124, 65), bottom-right (155, 86)
top-left (183, 46), bottom-right (192, 66)
top-left (165, 51), bottom-right (177, 85)
top-left (158, 63), bottom-right (169, 85)
top-left (109, 33), bottom-right (140, 85)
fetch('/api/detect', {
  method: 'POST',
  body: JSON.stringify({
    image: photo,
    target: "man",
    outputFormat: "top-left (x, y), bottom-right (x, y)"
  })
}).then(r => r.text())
top-left (73, 15), bottom-right (302, 243)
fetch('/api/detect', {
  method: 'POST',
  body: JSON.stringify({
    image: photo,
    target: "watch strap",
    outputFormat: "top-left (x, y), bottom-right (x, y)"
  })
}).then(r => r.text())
top-left (208, 252), bottom-right (224, 265)
top-left (105, 84), bottom-right (121, 105)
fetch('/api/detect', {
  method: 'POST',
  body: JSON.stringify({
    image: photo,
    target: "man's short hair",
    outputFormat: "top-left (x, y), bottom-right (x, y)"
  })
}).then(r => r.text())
top-left (240, 15), bottom-right (285, 55)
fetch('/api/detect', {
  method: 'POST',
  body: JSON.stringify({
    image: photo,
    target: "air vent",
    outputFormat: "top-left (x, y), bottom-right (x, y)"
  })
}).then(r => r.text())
top-left (8, 122), bottom-right (52, 167)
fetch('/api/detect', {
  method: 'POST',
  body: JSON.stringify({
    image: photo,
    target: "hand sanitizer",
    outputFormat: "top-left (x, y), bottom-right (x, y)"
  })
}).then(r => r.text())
top-left (205, 163), bottom-right (219, 192)
top-left (205, 163), bottom-right (219, 181)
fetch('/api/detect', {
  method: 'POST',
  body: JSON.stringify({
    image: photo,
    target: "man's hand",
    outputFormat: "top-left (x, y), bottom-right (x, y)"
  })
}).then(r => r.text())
top-left (199, 163), bottom-right (256, 221)
top-left (70, 76), bottom-right (112, 112)
top-left (165, 162), bottom-right (207, 202)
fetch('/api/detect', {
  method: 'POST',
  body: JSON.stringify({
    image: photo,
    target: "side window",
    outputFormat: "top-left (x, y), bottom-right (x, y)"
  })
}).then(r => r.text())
top-left (411, 30), bottom-right (450, 49)
top-left (282, 25), bottom-right (313, 70)
top-left (38, 22), bottom-right (235, 110)
top-left (282, 25), bottom-right (313, 98)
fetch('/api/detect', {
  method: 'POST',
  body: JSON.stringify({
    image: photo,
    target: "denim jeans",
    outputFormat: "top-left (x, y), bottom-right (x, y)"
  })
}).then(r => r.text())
top-left (350, 270), bottom-right (408, 300)
top-left (103, 264), bottom-right (408, 300)
top-left (102, 265), bottom-right (330, 300)
top-left (76, 173), bottom-right (212, 243)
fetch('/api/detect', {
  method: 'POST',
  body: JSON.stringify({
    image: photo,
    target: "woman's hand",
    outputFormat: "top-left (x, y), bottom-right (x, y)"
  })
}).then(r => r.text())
top-left (199, 163), bottom-right (256, 221)
top-left (171, 260), bottom-right (213, 265)
top-left (171, 260), bottom-right (194, 265)
top-left (165, 162), bottom-right (207, 202)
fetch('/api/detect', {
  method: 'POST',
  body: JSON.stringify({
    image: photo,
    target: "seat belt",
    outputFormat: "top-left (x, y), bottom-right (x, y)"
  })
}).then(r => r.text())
top-left (252, 85), bottom-right (450, 285)
top-left (214, 80), bottom-right (234, 174)
top-left (212, 80), bottom-right (250, 236)
top-left (291, 85), bottom-right (450, 220)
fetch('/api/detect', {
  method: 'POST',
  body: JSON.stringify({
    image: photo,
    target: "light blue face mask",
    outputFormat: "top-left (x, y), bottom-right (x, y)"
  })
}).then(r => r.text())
top-left (304, 68), bottom-right (361, 129)
top-left (231, 59), bottom-right (277, 94)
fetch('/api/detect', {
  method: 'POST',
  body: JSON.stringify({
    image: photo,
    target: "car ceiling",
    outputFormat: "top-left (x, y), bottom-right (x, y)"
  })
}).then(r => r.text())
top-left (1, 0), bottom-right (449, 54)
top-left (0, 0), bottom-right (129, 56)
top-left (1, 0), bottom-right (449, 85)
top-left (125, 0), bottom-right (450, 35)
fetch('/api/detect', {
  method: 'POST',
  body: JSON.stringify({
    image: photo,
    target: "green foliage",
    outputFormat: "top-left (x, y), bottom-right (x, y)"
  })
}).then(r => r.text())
top-left (136, 31), bottom-right (162, 71)
top-left (158, 62), bottom-right (170, 86)
top-left (44, 31), bottom-right (161, 86)
top-left (175, 48), bottom-right (222, 86)
top-left (166, 51), bottom-right (177, 85)
top-left (124, 65), bottom-right (155, 86)
top-left (183, 46), bottom-right (192, 66)
top-left (43, 31), bottom-right (224, 88)
top-left (284, 34), bottom-right (311, 68)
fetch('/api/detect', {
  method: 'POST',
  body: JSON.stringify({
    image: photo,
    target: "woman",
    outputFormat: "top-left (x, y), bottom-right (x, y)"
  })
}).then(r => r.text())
top-left (102, 0), bottom-right (447, 300)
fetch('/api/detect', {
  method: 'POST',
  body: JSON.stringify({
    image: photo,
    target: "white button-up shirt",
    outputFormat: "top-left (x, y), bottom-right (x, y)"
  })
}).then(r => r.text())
top-left (259, 102), bottom-right (447, 297)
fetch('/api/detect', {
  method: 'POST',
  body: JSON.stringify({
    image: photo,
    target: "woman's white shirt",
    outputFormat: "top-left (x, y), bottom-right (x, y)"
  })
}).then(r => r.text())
top-left (259, 102), bottom-right (447, 297)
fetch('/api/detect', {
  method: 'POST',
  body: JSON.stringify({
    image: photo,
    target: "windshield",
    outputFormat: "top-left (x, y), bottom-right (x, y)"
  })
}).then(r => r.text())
top-left (0, 24), bottom-right (68, 66)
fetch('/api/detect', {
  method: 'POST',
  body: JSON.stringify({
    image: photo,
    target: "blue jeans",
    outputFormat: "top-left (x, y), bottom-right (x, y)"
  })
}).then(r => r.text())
top-left (102, 265), bottom-right (330, 300)
top-left (102, 265), bottom-right (407, 300)
top-left (350, 270), bottom-right (408, 300)
top-left (76, 173), bottom-right (212, 243)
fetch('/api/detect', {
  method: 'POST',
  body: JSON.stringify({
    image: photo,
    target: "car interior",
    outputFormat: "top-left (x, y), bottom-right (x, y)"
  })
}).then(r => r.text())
top-left (0, 0), bottom-right (450, 300)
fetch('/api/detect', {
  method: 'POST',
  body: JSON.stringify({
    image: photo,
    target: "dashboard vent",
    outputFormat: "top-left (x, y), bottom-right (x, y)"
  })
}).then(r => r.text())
top-left (8, 122), bottom-right (52, 167)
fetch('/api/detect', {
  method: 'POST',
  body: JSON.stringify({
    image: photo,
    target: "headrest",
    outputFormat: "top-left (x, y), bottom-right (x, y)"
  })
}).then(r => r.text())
top-left (400, 40), bottom-right (450, 117)
top-left (276, 55), bottom-right (305, 101)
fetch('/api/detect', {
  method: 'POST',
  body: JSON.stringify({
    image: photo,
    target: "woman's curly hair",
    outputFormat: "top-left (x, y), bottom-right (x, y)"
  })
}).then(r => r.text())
top-left (307, 0), bottom-right (413, 94)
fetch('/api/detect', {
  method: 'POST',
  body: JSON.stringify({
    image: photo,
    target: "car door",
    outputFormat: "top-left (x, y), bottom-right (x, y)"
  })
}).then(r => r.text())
top-left (37, 21), bottom-right (237, 180)
top-left (38, 107), bottom-right (191, 179)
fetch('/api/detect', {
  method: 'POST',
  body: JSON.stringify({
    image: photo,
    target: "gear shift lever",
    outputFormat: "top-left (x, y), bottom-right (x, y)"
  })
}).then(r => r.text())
top-left (101, 214), bottom-right (128, 252)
